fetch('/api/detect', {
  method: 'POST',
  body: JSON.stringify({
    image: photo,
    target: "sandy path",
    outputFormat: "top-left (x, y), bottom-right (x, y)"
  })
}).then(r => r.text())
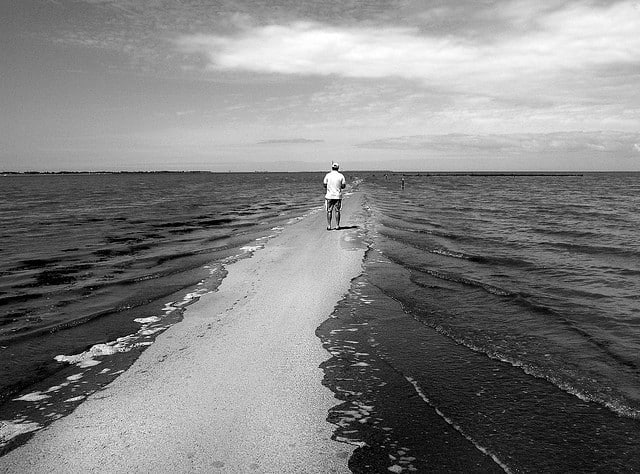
top-left (1, 194), bottom-right (365, 473)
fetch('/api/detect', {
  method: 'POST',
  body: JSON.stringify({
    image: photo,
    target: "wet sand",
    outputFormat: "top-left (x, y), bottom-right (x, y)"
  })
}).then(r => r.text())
top-left (0, 194), bottom-right (365, 473)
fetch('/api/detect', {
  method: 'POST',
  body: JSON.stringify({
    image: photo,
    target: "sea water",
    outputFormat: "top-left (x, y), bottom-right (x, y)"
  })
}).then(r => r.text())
top-left (319, 172), bottom-right (640, 472)
top-left (0, 172), bottom-right (324, 452)
top-left (3, 171), bottom-right (640, 471)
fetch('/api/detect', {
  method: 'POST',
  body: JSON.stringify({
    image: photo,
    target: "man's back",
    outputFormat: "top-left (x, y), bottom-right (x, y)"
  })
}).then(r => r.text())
top-left (324, 170), bottom-right (345, 199)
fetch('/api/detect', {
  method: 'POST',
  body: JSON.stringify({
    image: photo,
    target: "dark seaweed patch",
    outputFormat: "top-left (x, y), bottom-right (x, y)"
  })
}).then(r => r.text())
top-left (94, 242), bottom-right (152, 257)
top-left (16, 258), bottom-right (60, 270)
top-left (0, 293), bottom-right (43, 306)
top-left (167, 228), bottom-right (198, 234)
top-left (93, 247), bottom-right (134, 258)
top-left (129, 243), bottom-right (152, 252)
top-left (0, 311), bottom-right (29, 326)
top-left (104, 235), bottom-right (144, 244)
top-left (198, 218), bottom-right (234, 226)
top-left (35, 270), bottom-right (77, 285)
top-left (232, 222), bottom-right (258, 229)
top-left (33, 264), bottom-right (92, 286)
top-left (204, 234), bottom-right (231, 243)
top-left (154, 221), bottom-right (192, 228)
top-left (156, 252), bottom-right (196, 265)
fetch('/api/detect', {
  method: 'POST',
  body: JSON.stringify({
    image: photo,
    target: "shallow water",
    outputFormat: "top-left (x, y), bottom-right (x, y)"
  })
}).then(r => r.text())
top-left (3, 171), bottom-right (640, 470)
top-left (320, 172), bottom-right (640, 472)
top-left (0, 172), bottom-right (324, 452)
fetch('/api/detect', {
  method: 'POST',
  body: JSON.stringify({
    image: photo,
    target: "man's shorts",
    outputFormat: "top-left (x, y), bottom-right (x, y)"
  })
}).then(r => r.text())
top-left (325, 199), bottom-right (342, 212)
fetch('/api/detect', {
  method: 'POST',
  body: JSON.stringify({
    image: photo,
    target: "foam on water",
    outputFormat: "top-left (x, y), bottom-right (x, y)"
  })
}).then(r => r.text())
top-left (133, 316), bottom-right (161, 324)
top-left (429, 321), bottom-right (640, 419)
top-left (239, 245), bottom-right (263, 253)
top-left (56, 342), bottom-right (129, 367)
top-left (3, 304), bottom-right (180, 447)
top-left (64, 396), bottom-right (85, 403)
top-left (12, 392), bottom-right (50, 402)
top-left (53, 311), bottom-right (171, 367)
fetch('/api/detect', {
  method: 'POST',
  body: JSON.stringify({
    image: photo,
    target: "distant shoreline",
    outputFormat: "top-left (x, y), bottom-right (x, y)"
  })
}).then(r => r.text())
top-left (1, 170), bottom-right (217, 175)
top-left (397, 172), bottom-right (586, 176)
top-left (6, 170), bottom-right (636, 176)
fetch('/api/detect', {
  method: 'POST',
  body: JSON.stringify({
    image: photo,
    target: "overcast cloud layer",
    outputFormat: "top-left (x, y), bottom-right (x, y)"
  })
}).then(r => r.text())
top-left (2, 0), bottom-right (639, 171)
top-left (178, 3), bottom-right (640, 88)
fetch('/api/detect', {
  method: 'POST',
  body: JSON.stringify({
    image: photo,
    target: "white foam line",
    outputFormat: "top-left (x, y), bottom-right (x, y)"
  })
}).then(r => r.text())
top-left (134, 316), bottom-right (161, 324)
top-left (64, 396), bottom-right (85, 403)
top-left (333, 435), bottom-right (366, 448)
top-left (12, 392), bottom-right (50, 402)
top-left (45, 383), bottom-right (69, 393)
top-left (57, 308), bottom-right (171, 368)
top-left (405, 376), bottom-right (513, 474)
top-left (432, 325), bottom-right (640, 419)
top-left (240, 245), bottom-right (262, 253)
top-left (55, 343), bottom-right (119, 368)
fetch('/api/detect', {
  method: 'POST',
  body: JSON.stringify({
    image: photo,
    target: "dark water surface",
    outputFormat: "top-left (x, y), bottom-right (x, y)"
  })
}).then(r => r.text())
top-left (0, 172), bottom-right (323, 452)
top-left (3, 171), bottom-right (640, 472)
top-left (319, 172), bottom-right (640, 472)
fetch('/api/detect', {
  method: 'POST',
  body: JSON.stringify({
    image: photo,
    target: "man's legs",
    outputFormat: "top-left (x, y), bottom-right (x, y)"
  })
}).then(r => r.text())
top-left (325, 199), bottom-right (342, 230)
top-left (334, 199), bottom-right (342, 229)
top-left (326, 199), bottom-right (334, 230)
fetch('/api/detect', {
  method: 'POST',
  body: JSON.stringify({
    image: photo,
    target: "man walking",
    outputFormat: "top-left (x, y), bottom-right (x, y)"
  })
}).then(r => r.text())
top-left (323, 162), bottom-right (346, 230)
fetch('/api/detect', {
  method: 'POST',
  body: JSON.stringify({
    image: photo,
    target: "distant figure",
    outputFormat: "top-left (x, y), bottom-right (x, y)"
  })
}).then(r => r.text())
top-left (401, 177), bottom-right (405, 189)
top-left (323, 162), bottom-right (346, 230)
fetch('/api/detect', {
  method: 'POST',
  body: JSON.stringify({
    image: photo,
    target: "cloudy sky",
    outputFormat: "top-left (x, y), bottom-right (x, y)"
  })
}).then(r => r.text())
top-left (2, 0), bottom-right (639, 171)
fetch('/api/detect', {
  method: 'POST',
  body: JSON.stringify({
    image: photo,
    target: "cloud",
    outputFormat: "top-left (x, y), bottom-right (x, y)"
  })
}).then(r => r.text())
top-left (356, 131), bottom-right (640, 154)
top-left (257, 138), bottom-right (324, 144)
top-left (176, 1), bottom-right (640, 96)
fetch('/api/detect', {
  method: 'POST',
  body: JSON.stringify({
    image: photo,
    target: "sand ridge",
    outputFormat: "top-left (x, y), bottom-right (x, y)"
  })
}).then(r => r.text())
top-left (0, 193), bottom-right (366, 473)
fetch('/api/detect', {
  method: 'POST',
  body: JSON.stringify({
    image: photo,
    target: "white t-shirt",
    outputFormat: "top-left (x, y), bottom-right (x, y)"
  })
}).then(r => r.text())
top-left (324, 170), bottom-right (346, 199)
